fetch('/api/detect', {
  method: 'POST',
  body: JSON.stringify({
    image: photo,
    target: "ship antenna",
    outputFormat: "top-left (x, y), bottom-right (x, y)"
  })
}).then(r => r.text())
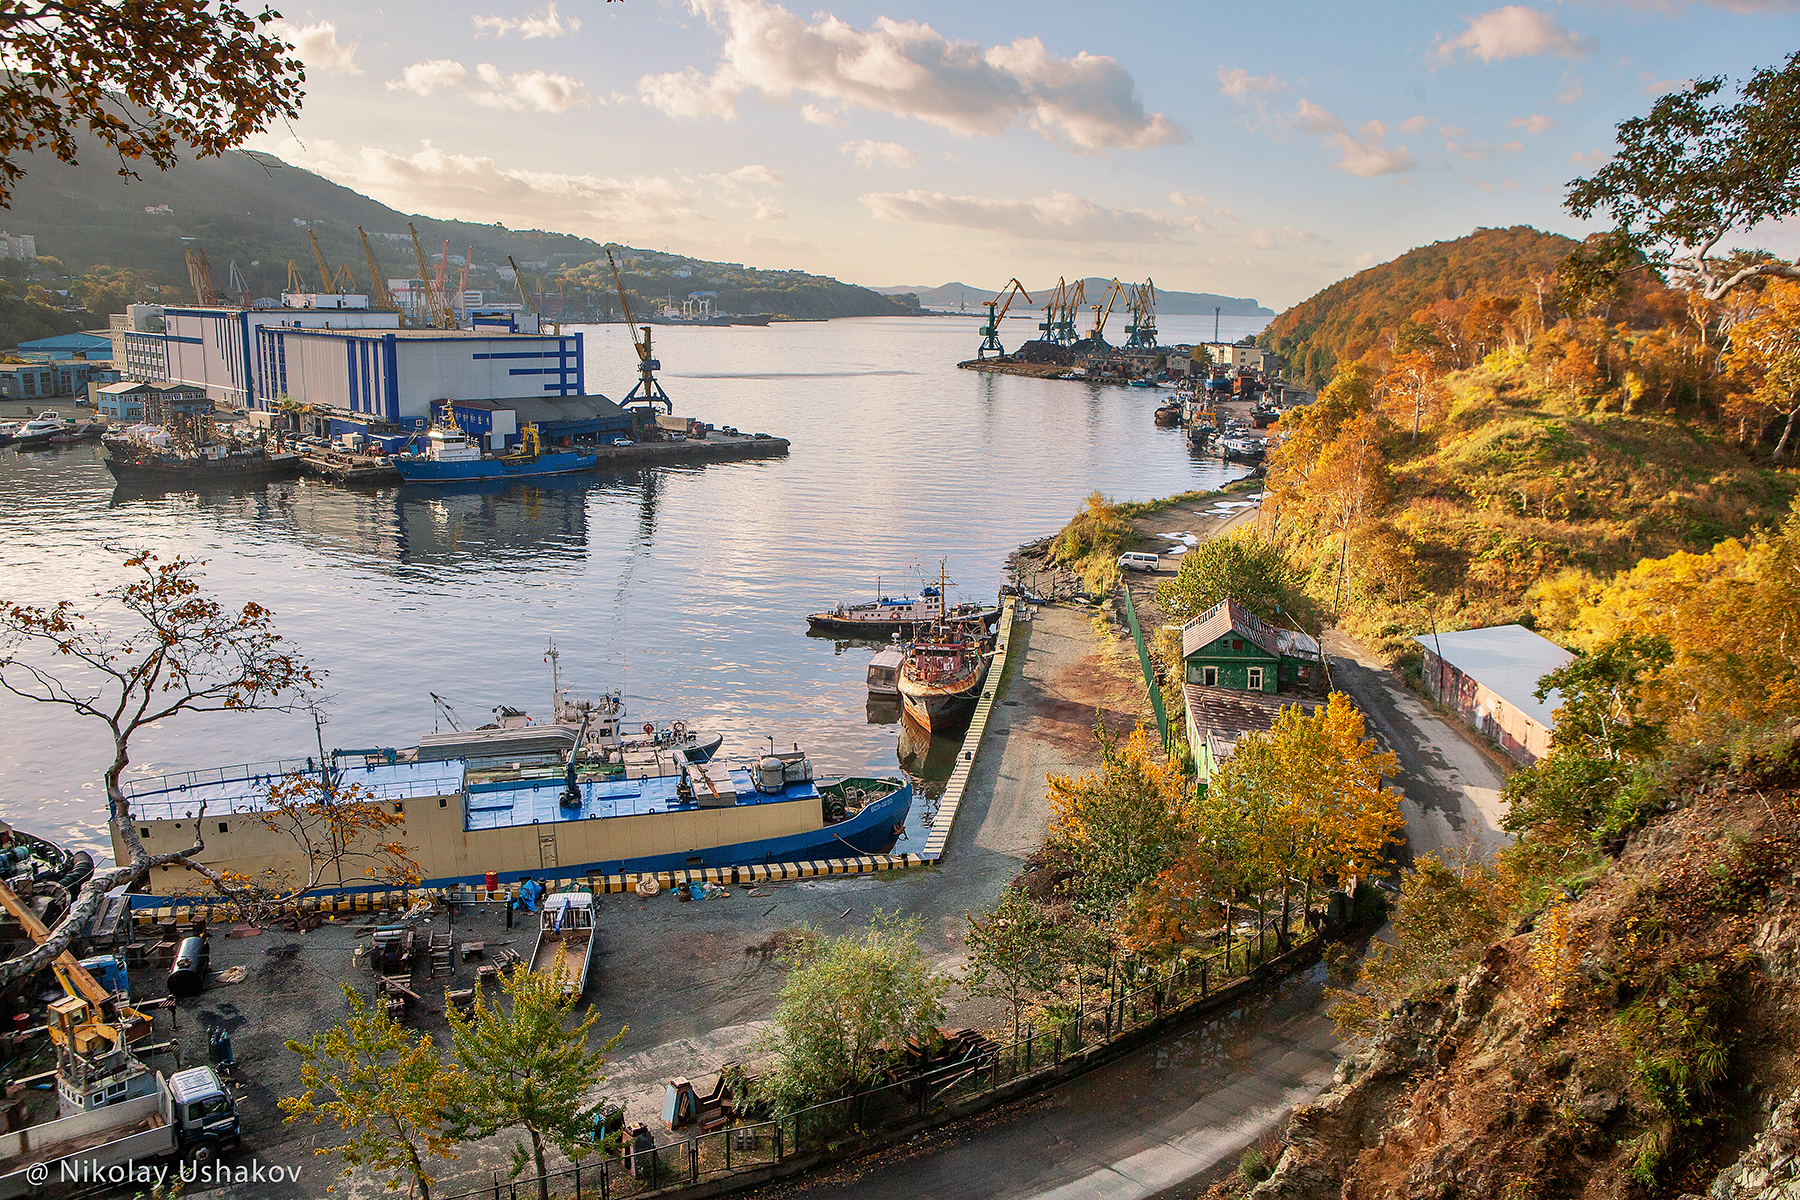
top-left (546, 637), bottom-right (561, 715)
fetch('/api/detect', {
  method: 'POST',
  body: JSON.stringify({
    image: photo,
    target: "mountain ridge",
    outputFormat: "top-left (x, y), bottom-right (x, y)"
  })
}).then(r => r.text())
top-left (871, 277), bottom-right (1273, 317)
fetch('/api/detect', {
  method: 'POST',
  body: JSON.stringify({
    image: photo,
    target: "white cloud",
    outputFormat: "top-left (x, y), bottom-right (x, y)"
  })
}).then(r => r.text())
top-left (1432, 6), bottom-right (1597, 64)
top-left (754, 197), bottom-right (788, 221)
top-left (473, 69), bottom-right (591, 113)
top-left (1567, 148), bottom-right (1614, 166)
top-left (1294, 100), bottom-right (1416, 177)
top-left (256, 139), bottom-right (696, 230)
top-left (1217, 68), bottom-right (1286, 96)
top-left (387, 60), bottom-right (468, 95)
top-left (1509, 113), bottom-right (1557, 133)
top-left (799, 103), bottom-right (846, 127)
top-left (726, 164), bottom-right (785, 186)
top-left (841, 139), bottom-right (921, 168)
top-left (1639, 72), bottom-right (1696, 95)
top-left (861, 189), bottom-right (1182, 243)
top-left (1246, 226), bottom-right (1325, 249)
top-left (1556, 73), bottom-right (1584, 103)
top-left (271, 20), bottom-right (363, 76)
top-left (473, 3), bottom-right (582, 38)
top-left (1400, 115), bottom-right (1433, 134)
top-left (1169, 192), bottom-right (1240, 223)
top-left (1479, 181), bottom-right (1497, 194)
top-left (637, 0), bottom-right (1185, 151)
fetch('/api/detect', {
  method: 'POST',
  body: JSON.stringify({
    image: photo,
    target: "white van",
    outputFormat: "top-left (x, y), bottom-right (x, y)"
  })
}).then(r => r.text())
top-left (1117, 552), bottom-right (1160, 572)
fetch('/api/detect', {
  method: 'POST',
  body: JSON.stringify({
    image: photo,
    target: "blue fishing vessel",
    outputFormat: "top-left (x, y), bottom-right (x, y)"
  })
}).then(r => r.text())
top-left (391, 423), bottom-right (596, 484)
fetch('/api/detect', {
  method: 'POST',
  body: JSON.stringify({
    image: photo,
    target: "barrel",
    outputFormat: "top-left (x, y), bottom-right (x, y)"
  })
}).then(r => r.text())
top-left (485, 870), bottom-right (498, 893)
top-left (168, 936), bottom-right (210, 998)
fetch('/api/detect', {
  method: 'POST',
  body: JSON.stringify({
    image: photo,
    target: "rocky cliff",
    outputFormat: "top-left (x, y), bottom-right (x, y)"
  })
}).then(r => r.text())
top-left (1247, 744), bottom-right (1800, 1199)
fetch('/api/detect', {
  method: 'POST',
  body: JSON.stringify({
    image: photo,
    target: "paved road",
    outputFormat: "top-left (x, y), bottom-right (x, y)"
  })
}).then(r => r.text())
top-left (742, 968), bottom-right (1340, 1200)
top-left (1323, 630), bottom-right (1510, 864)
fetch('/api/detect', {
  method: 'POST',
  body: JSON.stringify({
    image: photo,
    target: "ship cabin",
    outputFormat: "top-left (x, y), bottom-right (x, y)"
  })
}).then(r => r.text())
top-left (419, 425), bottom-right (483, 463)
top-left (1179, 598), bottom-right (1326, 784)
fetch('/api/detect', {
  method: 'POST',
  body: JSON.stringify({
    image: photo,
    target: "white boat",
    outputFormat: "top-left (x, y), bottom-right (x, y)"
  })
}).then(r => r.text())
top-left (866, 646), bottom-right (902, 699)
top-left (529, 892), bottom-right (595, 997)
top-left (11, 412), bottom-right (66, 446)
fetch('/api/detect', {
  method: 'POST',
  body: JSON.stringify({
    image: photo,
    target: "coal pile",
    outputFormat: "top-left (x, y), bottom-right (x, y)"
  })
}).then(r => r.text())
top-left (1011, 340), bottom-right (1073, 366)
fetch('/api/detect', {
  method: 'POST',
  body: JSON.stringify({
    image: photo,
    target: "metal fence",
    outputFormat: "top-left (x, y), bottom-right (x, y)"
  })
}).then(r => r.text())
top-left (436, 913), bottom-right (1317, 1200)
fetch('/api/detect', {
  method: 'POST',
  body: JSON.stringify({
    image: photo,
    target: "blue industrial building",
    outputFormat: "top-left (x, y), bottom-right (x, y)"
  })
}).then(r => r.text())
top-left (17, 331), bottom-right (112, 360)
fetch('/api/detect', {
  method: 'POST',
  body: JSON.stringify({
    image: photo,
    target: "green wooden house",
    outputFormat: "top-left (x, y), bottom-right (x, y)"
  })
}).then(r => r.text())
top-left (1179, 599), bottom-right (1326, 781)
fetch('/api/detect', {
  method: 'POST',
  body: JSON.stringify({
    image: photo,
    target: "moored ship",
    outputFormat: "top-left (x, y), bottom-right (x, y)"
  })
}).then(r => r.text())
top-left (114, 745), bottom-right (912, 902)
top-left (896, 630), bottom-right (987, 732)
top-left (806, 584), bottom-right (999, 638)
top-left (391, 423), bottom-right (596, 484)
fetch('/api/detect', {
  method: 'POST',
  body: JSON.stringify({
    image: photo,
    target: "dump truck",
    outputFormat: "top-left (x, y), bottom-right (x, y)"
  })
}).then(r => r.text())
top-left (0, 1068), bottom-right (238, 1197)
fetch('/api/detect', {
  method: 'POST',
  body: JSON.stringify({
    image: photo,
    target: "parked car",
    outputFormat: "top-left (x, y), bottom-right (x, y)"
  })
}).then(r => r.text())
top-left (610, 437), bottom-right (635, 447)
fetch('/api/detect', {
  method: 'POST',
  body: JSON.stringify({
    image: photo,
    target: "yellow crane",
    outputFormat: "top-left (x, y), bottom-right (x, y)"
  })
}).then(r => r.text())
top-left (977, 278), bottom-right (1031, 358)
top-left (308, 230), bottom-right (335, 293)
top-left (1088, 278), bottom-right (1124, 343)
top-left (186, 247), bottom-right (224, 306)
top-left (605, 248), bottom-right (670, 413)
top-left (0, 878), bottom-right (150, 1055)
top-left (1037, 277), bottom-right (1066, 343)
top-left (408, 223), bottom-right (455, 329)
top-left (1124, 278), bottom-right (1158, 350)
top-left (1058, 278), bottom-right (1086, 344)
top-left (286, 259), bottom-right (306, 295)
top-left (357, 226), bottom-right (402, 320)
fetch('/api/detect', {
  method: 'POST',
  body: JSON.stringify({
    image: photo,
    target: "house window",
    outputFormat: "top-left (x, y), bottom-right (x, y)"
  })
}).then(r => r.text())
top-left (1232, 639), bottom-right (1243, 651)
top-left (1203, 666), bottom-right (1218, 686)
top-left (218, 822), bottom-right (229, 834)
top-left (1248, 667), bottom-right (1264, 690)
top-left (140, 828), bottom-right (150, 839)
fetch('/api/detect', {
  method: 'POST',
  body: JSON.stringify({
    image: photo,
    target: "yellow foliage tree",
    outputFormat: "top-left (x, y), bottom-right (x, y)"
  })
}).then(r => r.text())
top-left (1047, 725), bottom-right (1193, 915)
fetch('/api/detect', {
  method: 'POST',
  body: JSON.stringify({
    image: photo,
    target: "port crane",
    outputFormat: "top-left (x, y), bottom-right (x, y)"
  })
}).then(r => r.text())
top-left (309, 231), bottom-right (335, 293)
top-left (977, 279), bottom-right (1031, 359)
top-left (510, 255), bottom-right (559, 335)
top-left (1055, 279), bottom-right (1085, 345)
top-left (606, 248), bottom-right (671, 414)
top-left (228, 261), bottom-right (251, 308)
top-left (1036, 277), bottom-right (1066, 344)
top-left (1088, 279), bottom-right (1124, 344)
top-left (358, 227), bottom-right (402, 319)
top-left (186, 247), bottom-right (224, 306)
top-left (1124, 278), bottom-right (1159, 350)
top-left (408, 223), bottom-right (456, 329)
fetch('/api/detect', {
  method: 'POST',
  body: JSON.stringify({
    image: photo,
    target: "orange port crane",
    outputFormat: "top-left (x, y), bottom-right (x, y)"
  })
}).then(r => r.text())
top-left (977, 278), bottom-right (1031, 358)
top-left (408, 223), bottom-right (455, 329)
top-left (606, 248), bottom-right (670, 413)
top-left (309, 230), bottom-right (334, 293)
top-left (357, 226), bottom-right (402, 319)
top-left (186, 247), bottom-right (224, 306)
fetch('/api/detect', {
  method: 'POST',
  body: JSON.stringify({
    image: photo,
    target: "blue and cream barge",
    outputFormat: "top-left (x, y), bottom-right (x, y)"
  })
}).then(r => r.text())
top-left (112, 749), bottom-right (911, 902)
top-left (390, 423), bottom-right (597, 483)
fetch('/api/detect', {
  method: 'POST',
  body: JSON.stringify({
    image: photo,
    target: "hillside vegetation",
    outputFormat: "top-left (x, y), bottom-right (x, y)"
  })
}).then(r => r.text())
top-left (4, 153), bottom-right (914, 320)
top-left (1259, 226), bottom-right (1579, 389)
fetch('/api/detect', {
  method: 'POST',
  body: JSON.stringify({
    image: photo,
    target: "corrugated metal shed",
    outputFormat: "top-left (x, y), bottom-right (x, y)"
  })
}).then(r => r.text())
top-left (1414, 625), bottom-right (1573, 729)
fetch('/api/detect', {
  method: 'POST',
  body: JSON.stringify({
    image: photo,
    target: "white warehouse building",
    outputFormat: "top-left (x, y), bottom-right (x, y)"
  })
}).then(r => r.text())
top-left (254, 327), bottom-right (587, 423)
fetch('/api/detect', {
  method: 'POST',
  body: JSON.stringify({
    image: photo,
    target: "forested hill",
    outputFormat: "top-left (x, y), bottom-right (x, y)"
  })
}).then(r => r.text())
top-left (1261, 226), bottom-right (1578, 388)
top-left (3, 152), bottom-right (914, 319)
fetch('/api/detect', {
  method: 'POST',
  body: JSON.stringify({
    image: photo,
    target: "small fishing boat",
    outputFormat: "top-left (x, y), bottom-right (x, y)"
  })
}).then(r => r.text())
top-left (391, 423), bottom-right (595, 484)
top-left (897, 630), bottom-right (987, 732)
top-left (866, 646), bottom-right (902, 699)
top-left (1153, 402), bottom-right (1182, 426)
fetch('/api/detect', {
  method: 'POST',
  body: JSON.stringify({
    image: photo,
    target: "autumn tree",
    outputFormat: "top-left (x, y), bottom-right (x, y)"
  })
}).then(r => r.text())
top-left (1725, 278), bottom-right (1800, 461)
top-left (282, 986), bottom-right (462, 1200)
top-left (1564, 51), bottom-right (1800, 302)
top-left (0, 551), bottom-right (319, 985)
top-left (0, 0), bottom-right (306, 206)
top-left (753, 912), bottom-right (948, 1117)
top-left (964, 890), bottom-right (1062, 1039)
top-left (1047, 725), bottom-right (1194, 915)
top-left (1155, 528), bottom-right (1300, 625)
top-left (447, 966), bottom-right (624, 1200)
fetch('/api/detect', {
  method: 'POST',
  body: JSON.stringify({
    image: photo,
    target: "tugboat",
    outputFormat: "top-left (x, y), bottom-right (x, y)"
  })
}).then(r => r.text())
top-left (391, 422), bottom-right (596, 484)
top-left (895, 565), bottom-right (990, 733)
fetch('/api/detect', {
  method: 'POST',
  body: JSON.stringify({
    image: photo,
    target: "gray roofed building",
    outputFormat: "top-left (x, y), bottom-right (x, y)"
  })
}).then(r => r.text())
top-left (1415, 624), bottom-right (1574, 764)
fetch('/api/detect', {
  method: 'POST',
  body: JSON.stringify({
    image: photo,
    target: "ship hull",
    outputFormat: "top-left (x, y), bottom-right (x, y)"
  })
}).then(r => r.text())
top-left (102, 450), bottom-right (303, 482)
top-left (897, 674), bottom-right (982, 732)
top-left (392, 451), bottom-right (597, 483)
top-left (119, 768), bottom-right (912, 903)
top-left (806, 607), bottom-right (998, 638)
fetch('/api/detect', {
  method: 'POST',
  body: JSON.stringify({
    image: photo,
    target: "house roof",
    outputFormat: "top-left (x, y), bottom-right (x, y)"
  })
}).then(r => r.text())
top-left (436, 395), bottom-right (625, 424)
top-left (1184, 682), bottom-right (1324, 762)
top-left (19, 332), bottom-right (111, 350)
top-left (1181, 598), bottom-right (1282, 660)
top-left (1413, 625), bottom-right (1574, 730)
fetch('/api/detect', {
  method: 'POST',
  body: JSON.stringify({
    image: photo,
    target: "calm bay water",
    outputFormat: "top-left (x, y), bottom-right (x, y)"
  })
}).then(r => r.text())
top-left (0, 313), bottom-right (1260, 864)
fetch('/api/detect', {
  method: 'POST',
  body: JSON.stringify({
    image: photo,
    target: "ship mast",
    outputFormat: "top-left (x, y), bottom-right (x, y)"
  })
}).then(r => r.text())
top-left (546, 636), bottom-right (563, 718)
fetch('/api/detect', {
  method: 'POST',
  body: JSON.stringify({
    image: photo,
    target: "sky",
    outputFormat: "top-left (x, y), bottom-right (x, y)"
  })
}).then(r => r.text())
top-left (246, 0), bottom-right (1800, 309)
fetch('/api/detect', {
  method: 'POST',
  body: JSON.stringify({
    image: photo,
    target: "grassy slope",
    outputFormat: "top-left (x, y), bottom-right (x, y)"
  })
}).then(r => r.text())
top-left (1316, 358), bottom-right (1798, 666)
